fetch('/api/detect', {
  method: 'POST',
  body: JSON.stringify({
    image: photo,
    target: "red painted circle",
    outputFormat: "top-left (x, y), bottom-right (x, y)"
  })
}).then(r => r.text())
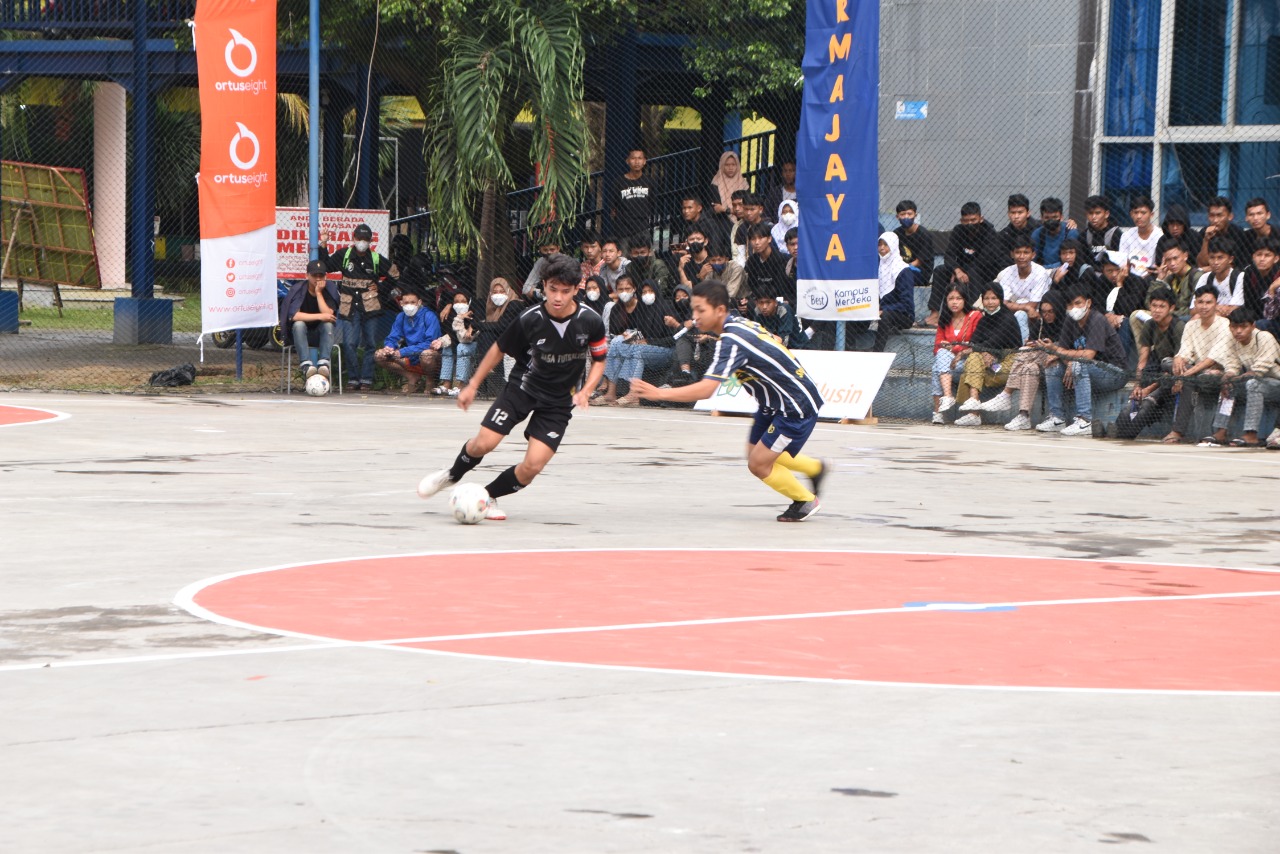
top-left (190, 551), bottom-right (1280, 692)
top-left (0, 405), bottom-right (63, 427)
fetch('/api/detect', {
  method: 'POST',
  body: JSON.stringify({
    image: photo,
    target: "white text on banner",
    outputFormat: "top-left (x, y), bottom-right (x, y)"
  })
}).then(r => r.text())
top-left (694, 350), bottom-right (895, 420)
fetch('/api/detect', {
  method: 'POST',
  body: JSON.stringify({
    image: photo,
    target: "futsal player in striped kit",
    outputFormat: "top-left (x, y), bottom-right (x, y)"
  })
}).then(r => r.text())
top-left (631, 281), bottom-right (827, 521)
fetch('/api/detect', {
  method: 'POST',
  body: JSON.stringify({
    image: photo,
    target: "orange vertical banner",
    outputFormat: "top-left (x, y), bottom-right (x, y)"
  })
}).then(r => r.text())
top-left (195, 0), bottom-right (278, 335)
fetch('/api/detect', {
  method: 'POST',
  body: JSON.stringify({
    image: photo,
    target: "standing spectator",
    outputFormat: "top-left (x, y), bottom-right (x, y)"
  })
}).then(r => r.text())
top-left (750, 291), bottom-right (811, 351)
top-left (1155, 203), bottom-right (1202, 262)
top-left (434, 291), bottom-right (478, 397)
top-left (894, 200), bottom-right (935, 287)
top-left (771, 200), bottom-right (798, 253)
top-left (952, 283), bottom-right (1023, 426)
top-left (999, 291), bottom-right (1067, 431)
top-left (928, 202), bottom-right (998, 325)
top-left (374, 290), bottom-right (444, 394)
top-left (281, 259), bottom-right (339, 381)
top-left (745, 222), bottom-right (794, 305)
top-left (1243, 198), bottom-right (1275, 257)
top-left (728, 190), bottom-right (752, 267)
top-left (1030, 197), bottom-right (1079, 270)
top-left (1115, 287), bottom-right (1184, 440)
top-left (1150, 240), bottom-right (1200, 317)
top-left (1036, 285), bottom-right (1128, 436)
top-left (598, 238), bottom-right (630, 293)
top-left (626, 234), bottom-right (675, 297)
top-left (1118, 195), bottom-right (1163, 277)
top-left (1081, 195), bottom-right (1123, 259)
top-left (1242, 235), bottom-right (1280, 319)
top-left (996, 235), bottom-right (1052, 342)
top-left (319, 223), bottom-right (394, 391)
top-left (930, 285), bottom-right (982, 423)
top-left (578, 232), bottom-right (604, 285)
top-left (763, 160), bottom-right (798, 215)
top-left (1162, 285), bottom-right (1239, 443)
top-left (710, 151), bottom-right (749, 222)
top-left (1196, 196), bottom-right (1250, 269)
top-left (610, 148), bottom-right (659, 244)
top-left (1202, 308), bottom-right (1280, 446)
top-left (475, 277), bottom-right (524, 390)
top-left (872, 232), bottom-right (919, 352)
top-left (1196, 236), bottom-right (1246, 315)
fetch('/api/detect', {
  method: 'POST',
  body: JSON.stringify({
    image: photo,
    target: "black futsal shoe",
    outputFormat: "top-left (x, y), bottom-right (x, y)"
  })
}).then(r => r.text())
top-left (809, 459), bottom-right (828, 498)
top-left (777, 499), bottom-right (820, 522)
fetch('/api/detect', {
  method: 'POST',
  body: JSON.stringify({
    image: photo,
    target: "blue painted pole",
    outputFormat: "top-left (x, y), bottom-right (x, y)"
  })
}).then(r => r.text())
top-left (308, 0), bottom-right (320, 258)
top-left (235, 329), bottom-right (243, 380)
top-left (130, 0), bottom-right (154, 300)
top-left (834, 321), bottom-right (846, 351)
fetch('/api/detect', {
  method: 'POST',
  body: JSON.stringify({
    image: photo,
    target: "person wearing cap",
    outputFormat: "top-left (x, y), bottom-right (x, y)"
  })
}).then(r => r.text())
top-left (280, 259), bottom-right (340, 381)
top-left (318, 223), bottom-right (394, 391)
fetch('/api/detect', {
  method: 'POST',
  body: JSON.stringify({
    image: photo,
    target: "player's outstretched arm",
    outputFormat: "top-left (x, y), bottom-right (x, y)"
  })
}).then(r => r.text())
top-left (457, 344), bottom-right (505, 411)
top-left (631, 377), bottom-right (721, 403)
top-left (574, 358), bottom-right (608, 409)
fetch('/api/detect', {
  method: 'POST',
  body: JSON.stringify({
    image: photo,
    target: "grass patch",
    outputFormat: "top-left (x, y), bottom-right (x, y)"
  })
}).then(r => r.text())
top-left (19, 297), bottom-right (206, 333)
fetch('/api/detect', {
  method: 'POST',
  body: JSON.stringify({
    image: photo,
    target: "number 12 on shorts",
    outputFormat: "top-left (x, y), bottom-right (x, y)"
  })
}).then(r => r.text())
top-left (489, 409), bottom-right (509, 426)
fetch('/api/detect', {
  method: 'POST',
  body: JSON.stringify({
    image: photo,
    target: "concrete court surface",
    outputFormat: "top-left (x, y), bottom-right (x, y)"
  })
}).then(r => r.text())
top-left (0, 391), bottom-right (1277, 854)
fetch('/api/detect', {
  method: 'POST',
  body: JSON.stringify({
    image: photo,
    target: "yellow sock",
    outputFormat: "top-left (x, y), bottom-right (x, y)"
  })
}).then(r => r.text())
top-left (778, 452), bottom-right (822, 478)
top-left (761, 463), bottom-right (815, 502)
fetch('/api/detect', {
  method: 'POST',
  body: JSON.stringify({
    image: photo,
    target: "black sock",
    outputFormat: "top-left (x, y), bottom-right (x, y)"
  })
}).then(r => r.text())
top-left (448, 442), bottom-right (484, 481)
top-left (485, 465), bottom-right (527, 500)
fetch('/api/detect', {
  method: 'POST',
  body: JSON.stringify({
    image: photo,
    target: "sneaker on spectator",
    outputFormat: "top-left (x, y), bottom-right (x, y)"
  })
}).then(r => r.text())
top-left (931, 411), bottom-right (945, 424)
top-left (416, 468), bottom-right (456, 499)
top-left (448, 387), bottom-right (461, 398)
top-left (1267, 428), bottom-right (1280, 450)
top-left (1061, 416), bottom-right (1092, 436)
top-left (958, 397), bottom-right (982, 412)
top-left (433, 386), bottom-right (447, 396)
top-left (937, 396), bottom-right (956, 412)
top-left (1036, 416), bottom-right (1066, 432)
top-left (317, 362), bottom-right (331, 380)
top-left (1004, 412), bottom-right (1032, 431)
top-left (483, 499), bottom-right (507, 521)
top-left (979, 391), bottom-right (1011, 412)
top-left (301, 362), bottom-right (317, 379)
top-left (954, 412), bottom-right (981, 427)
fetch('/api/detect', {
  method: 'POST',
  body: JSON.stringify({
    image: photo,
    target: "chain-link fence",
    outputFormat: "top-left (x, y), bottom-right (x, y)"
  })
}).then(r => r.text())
top-left (1, 1), bottom-right (1277, 439)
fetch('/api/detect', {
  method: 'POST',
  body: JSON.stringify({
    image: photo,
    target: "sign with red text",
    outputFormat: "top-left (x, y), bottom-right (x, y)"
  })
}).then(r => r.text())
top-left (694, 350), bottom-right (894, 420)
top-left (795, 0), bottom-right (879, 322)
top-left (195, 0), bottom-right (278, 335)
top-left (275, 207), bottom-right (391, 278)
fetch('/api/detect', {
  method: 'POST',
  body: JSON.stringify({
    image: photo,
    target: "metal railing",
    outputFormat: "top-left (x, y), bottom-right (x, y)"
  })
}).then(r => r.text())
top-left (0, 0), bottom-right (195, 30)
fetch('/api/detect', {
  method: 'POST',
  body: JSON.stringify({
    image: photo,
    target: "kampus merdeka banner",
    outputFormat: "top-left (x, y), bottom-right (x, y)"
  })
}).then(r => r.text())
top-left (796, 0), bottom-right (879, 322)
top-left (195, 0), bottom-right (278, 335)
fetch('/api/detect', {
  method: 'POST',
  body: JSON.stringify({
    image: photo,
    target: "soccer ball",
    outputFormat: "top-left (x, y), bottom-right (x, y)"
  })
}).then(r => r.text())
top-left (304, 374), bottom-right (330, 396)
top-left (448, 483), bottom-right (490, 525)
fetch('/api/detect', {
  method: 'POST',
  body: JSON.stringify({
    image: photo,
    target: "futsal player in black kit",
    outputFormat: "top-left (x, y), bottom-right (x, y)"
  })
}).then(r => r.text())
top-left (417, 253), bottom-right (608, 520)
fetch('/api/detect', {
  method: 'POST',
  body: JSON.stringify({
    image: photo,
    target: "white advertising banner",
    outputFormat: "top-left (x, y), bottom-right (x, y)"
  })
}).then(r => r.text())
top-left (693, 350), bottom-right (895, 421)
top-left (199, 224), bottom-right (278, 335)
top-left (276, 207), bottom-right (391, 278)
top-left (796, 276), bottom-right (880, 321)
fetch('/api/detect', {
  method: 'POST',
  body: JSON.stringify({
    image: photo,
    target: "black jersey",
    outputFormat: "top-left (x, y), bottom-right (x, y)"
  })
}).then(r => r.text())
top-left (497, 304), bottom-right (608, 404)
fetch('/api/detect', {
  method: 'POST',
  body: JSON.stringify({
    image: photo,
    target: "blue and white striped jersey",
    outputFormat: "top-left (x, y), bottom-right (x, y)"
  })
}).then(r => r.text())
top-left (704, 317), bottom-right (824, 418)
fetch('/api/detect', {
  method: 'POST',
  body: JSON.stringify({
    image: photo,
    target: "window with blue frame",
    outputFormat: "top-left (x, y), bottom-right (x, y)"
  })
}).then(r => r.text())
top-left (1237, 0), bottom-right (1280, 124)
top-left (1163, 143), bottom-right (1280, 223)
top-left (1170, 0), bottom-right (1232, 126)
top-left (1102, 144), bottom-right (1154, 224)
top-left (1106, 0), bottom-right (1161, 136)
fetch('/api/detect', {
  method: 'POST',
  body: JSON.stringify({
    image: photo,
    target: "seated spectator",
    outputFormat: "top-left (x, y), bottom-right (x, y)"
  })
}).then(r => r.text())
top-left (1202, 307), bottom-right (1280, 446)
top-left (667, 283), bottom-right (709, 382)
top-left (1050, 238), bottom-right (1093, 292)
top-left (994, 291), bottom-right (1067, 431)
top-left (523, 235), bottom-right (562, 298)
top-left (597, 275), bottom-right (674, 406)
top-left (894, 200), bottom-right (935, 286)
top-left (763, 160), bottom-right (797, 215)
top-left (1197, 236), bottom-right (1246, 316)
top-left (733, 194), bottom-right (772, 265)
top-left (996, 235), bottom-right (1051, 342)
top-left (1082, 194), bottom-right (1123, 259)
top-left (745, 222), bottom-right (794, 305)
top-left (994, 194), bottom-right (1039, 263)
top-left (870, 232), bottom-right (918, 352)
top-left (751, 291), bottom-right (811, 351)
top-left (931, 285), bottom-right (982, 423)
top-left (1118, 195), bottom-right (1163, 278)
top-left (728, 190), bottom-right (751, 266)
top-left (1093, 250), bottom-right (1148, 356)
top-left (374, 290), bottom-right (444, 394)
top-left (434, 291), bottom-right (477, 396)
top-left (1243, 198), bottom-right (1275, 258)
top-left (1162, 284), bottom-right (1239, 443)
top-left (423, 265), bottom-right (465, 317)
top-left (578, 274), bottom-right (607, 315)
top-left (1150, 240), bottom-right (1199, 317)
top-left (1260, 239), bottom-right (1280, 336)
top-left (1114, 288), bottom-right (1184, 440)
top-left (1036, 284), bottom-right (1128, 436)
top-left (709, 151), bottom-right (749, 222)
top-left (1242, 235), bottom-right (1280, 321)
top-left (953, 283), bottom-right (1023, 426)
top-left (598, 237), bottom-right (630, 293)
top-left (785, 228), bottom-right (799, 280)
top-left (706, 240), bottom-right (748, 307)
top-left (1155, 203), bottom-right (1202, 262)
top-left (772, 200), bottom-right (798, 253)
top-left (1030, 197), bottom-right (1079, 270)
top-left (282, 259), bottom-right (339, 381)
top-left (578, 232), bottom-right (604, 285)
top-left (672, 191), bottom-right (727, 249)
top-left (474, 277), bottom-right (524, 390)
top-left (1196, 195), bottom-right (1250, 270)
top-left (929, 201), bottom-right (998, 325)
top-left (627, 233), bottom-right (675, 297)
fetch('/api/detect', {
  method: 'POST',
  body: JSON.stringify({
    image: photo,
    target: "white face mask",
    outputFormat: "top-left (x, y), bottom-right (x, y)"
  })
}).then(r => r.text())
top-left (641, 293), bottom-right (657, 306)
top-left (490, 293), bottom-right (508, 306)
top-left (454, 302), bottom-right (469, 314)
top-left (586, 289), bottom-right (601, 302)
top-left (781, 212), bottom-right (797, 227)
top-left (1067, 306), bottom-right (1088, 321)
top-left (354, 240), bottom-right (370, 252)
top-left (617, 291), bottom-right (635, 303)
top-left (402, 303), bottom-right (419, 318)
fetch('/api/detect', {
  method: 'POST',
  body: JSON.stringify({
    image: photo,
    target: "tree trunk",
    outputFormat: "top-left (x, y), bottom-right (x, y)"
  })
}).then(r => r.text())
top-left (475, 183), bottom-right (518, 300)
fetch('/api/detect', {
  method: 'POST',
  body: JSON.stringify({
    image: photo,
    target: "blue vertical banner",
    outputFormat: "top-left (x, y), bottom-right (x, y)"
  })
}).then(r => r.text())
top-left (796, 0), bottom-right (879, 322)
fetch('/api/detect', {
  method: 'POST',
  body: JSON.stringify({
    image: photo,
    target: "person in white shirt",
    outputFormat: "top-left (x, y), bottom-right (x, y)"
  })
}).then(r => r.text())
top-left (996, 235), bottom-right (1051, 342)
top-left (1118, 195), bottom-right (1163, 277)
top-left (1196, 235), bottom-right (1246, 315)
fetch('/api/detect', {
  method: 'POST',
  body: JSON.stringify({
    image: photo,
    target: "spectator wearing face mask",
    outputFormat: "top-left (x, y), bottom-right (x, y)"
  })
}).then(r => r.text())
top-left (626, 234), bottom-right (675, 297)
top-left (578, 274), bottom-right (608, 316)
top-left (597, 275), bottom-right (675, 406)
top-left (893, 200), bottom-right (935, 287)
top-left (928, 202), bottom-right (998, 325)
top-left (1029, 198), bottom-right (1079, 270)
top-left (435, 291), bottom-right (478, 397)
top-left (1036, 285), bottom-right (1128, 436)
top-left (475, 278), bottom-right (524, 390)
top-left (374, 291), bottom-right (445, 394)
top-left (772, 200), bottom-right (798, 253)
top-left (667, 283), bottom-right (710, 382)
top-left (951, 283), bottom-right (1024, 426)
top-left (318, 222), bottom-right (394, 391)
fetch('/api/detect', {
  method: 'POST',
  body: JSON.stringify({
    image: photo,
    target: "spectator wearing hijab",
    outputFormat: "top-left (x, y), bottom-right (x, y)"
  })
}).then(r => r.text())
top-left (871, 231), bottom-right (919, 352)
top-left (710, 151), bottom-right (749, 223)
top-left (772, 200), bottom-right (798, 253)
top-left (993, 290), bottom-right (1067, 431)
top-left (952, 282), bottom-right (1024, 426)
top-left (578, 274), bottom-right (608, 316)
top-left (475, 277), bottom-right (524, 391)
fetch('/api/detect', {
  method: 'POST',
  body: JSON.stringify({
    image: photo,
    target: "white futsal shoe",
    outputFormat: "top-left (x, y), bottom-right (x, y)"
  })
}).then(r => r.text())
top-left (417, 468), bottom-right (456, 499)
top-left (483, 499), bottom-right (507, 521)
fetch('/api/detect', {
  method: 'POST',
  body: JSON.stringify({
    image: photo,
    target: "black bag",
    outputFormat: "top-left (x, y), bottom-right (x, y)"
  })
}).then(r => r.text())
top-left (148, 364), bottom-right (197, 387)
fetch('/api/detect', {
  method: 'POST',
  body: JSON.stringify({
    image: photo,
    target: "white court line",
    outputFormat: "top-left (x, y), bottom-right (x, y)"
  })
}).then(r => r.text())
top-left (0, 405), bottom-right (70, 428)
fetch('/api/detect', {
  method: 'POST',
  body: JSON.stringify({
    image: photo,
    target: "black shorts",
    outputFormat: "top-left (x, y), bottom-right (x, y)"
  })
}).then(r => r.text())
top-left (481, 384), bottom-right (573, 451)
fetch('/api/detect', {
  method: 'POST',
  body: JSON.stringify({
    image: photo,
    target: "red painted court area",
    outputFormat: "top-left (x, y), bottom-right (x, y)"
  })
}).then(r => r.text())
top-left (188, 550), bottom-right (1280, 692)
top-left (0, 405), bottom-right (63, 427)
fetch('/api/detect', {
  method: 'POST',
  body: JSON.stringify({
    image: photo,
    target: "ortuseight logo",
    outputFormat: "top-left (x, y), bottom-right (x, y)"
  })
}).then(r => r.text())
top-left (229, 123), bottom-right (260, 170)
top-left (805, 288), bottom-right (829, 311)
top-left (225, 29), bottom-right (257, 77)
